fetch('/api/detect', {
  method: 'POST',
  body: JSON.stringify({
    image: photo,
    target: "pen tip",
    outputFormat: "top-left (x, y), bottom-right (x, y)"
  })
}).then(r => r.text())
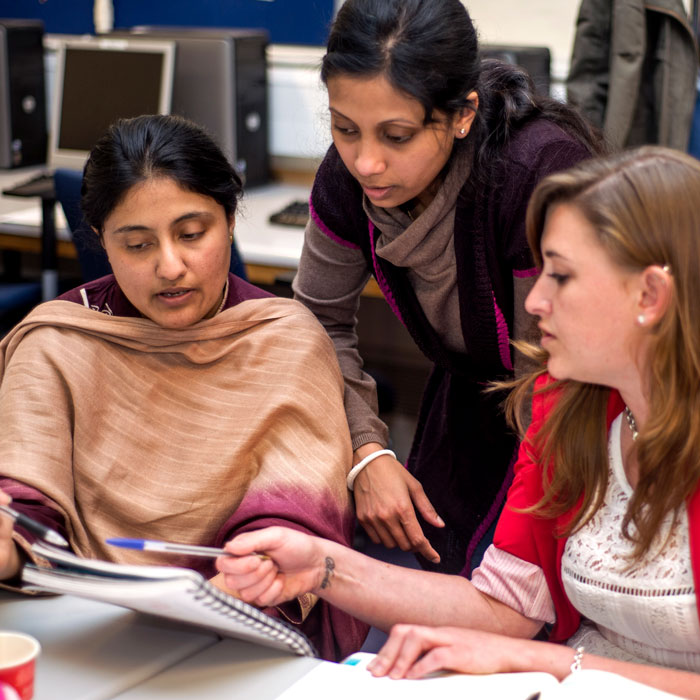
top-left (45, 531), bottom-right (70, 548)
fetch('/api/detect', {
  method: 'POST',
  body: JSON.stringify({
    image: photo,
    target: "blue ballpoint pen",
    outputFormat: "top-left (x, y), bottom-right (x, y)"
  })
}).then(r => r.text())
top-left (0, 503), bottom-right (69, 548)
top-left (106, 537), bottom-right (269, 560)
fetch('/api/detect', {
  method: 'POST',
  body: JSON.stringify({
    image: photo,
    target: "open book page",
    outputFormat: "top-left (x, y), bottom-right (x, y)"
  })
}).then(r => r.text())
top-left (23, 542), bottom-right (317, 657)
top-left (278, 652), bottom-right (689, 700)
top-left (276, 652), bottom-right (558, 700)
top-left (544, 668), bottom-right (688, 700)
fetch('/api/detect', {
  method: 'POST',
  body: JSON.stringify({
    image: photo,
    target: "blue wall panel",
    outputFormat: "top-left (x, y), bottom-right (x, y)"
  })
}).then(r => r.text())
top-left (0, 0), bottom-right (335, 45)
top-left (115, 0), bottom-right (334, 45)
top-left (0, 0), bottom-right (95, 34)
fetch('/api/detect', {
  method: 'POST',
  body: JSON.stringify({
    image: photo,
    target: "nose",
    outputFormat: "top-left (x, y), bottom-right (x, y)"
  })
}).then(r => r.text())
top-left (354, 139), bottom-right (387, 178)
top-left (156, 241), bottom-right (187, 281)
top-left (524, 273), bottom-right (551, 317)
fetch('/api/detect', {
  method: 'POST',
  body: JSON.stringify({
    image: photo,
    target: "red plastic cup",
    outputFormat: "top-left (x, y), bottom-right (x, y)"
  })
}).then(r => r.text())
top-left (0, 632), bottom-right (40, 700)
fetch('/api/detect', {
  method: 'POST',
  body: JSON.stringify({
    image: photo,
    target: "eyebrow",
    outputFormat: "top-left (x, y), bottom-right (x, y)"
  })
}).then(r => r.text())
top-left (542, 249), bottom-right (571, 262)
top-left (110, 211), bottom-right (212, 235)
top-left (328, 107), bottom-right (418, 128)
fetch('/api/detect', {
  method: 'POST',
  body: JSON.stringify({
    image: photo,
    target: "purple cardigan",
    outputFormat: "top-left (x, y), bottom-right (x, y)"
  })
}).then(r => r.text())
top-left (309, 118), bottom-right (592, 575)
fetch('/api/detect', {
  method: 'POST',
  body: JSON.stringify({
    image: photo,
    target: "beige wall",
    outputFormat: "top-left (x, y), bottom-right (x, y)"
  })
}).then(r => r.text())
top-left (466, 0), bottom-right (693, 78)
top-left (464, 0), bottom-right (581, 79)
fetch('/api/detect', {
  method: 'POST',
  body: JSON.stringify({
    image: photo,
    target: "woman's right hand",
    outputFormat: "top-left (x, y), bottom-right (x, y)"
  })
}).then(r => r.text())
top-left (217, 526), bottom-right (330, 608)
top-left (352, 444), bottom-right (444, 563)
top-left (0, 490), bottom-right (22, 581)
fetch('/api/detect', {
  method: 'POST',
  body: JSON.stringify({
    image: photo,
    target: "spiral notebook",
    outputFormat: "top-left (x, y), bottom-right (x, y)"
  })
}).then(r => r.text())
top-left (22, 541), bottom-right (317, 658)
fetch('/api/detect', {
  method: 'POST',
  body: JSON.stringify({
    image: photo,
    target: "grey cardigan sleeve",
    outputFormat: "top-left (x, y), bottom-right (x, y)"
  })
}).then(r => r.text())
top-left (292, 218), bottom-right (390, 451)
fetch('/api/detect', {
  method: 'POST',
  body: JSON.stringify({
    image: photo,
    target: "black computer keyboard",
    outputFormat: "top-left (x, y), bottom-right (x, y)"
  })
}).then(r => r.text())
top-left (3, 171), bottom-right (55, 198)
top-left (268, 199), bottom-right (309, 227)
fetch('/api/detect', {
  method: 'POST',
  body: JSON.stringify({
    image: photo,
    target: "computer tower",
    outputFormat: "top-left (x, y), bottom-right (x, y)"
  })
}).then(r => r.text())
top-left (0, 19), bottom-right (48, 168)
top-left (113, 27), bottom-right (269, 186)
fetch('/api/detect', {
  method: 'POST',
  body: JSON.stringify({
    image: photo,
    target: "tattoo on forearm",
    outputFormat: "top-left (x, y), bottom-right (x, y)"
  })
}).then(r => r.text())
top-left (320, 556), bottom-right (335, 589)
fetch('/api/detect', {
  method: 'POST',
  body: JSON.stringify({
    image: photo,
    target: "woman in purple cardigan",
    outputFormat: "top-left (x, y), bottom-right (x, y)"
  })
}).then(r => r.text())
top-left (293, 0), bottom-right (604, 574)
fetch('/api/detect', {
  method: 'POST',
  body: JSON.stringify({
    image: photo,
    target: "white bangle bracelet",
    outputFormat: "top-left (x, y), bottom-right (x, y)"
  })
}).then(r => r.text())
top-left (346, 449), bottom-right (397, 491)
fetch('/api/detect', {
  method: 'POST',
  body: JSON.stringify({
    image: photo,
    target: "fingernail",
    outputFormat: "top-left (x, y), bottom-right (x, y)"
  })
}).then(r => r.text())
top-left (368, 658), bottom-right (384, 672)
top-left (436, 516), bottom-right (444, 526)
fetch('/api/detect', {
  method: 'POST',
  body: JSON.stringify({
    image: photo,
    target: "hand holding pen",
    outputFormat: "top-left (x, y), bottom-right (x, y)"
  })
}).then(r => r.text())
top-left (0, 491), bottom-right (69, 582)
top-left (0, 502), bottom-right (69, 548)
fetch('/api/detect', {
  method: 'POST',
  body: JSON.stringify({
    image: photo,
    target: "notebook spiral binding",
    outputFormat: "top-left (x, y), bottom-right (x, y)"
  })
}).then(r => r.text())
top-left (189, 579), bottom-right (317, 656)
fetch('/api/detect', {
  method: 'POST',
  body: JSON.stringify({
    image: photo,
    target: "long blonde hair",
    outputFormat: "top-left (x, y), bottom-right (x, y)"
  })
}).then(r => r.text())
top-left (509, 146), bottom-right (700, 559)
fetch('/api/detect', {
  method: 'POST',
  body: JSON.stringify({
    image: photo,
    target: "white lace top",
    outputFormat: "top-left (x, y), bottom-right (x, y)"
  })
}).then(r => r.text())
top-left (561, 414), bottom-right (700, 671)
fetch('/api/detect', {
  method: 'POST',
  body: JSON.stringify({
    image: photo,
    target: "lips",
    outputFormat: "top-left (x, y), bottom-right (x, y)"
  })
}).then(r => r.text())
top-left (159, 289), bottom-right (189, 298)
top-left (156, 287), bottom-right (194, 302)
top-left (361, 184), bottom-right (394, 200)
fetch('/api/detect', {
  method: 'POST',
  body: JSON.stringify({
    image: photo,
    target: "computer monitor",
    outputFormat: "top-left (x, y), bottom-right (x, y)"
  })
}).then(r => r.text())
top-left (48, 36), bottom-right (175, 170)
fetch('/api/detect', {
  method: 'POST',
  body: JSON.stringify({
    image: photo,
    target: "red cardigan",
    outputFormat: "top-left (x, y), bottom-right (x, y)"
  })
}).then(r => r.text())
top-left (493, 375), bottom-right (700, 641)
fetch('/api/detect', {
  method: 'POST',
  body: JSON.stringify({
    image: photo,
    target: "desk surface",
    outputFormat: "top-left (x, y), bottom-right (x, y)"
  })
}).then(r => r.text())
top-left (0, 590), bottom-right (320, 700)
top-left (0, 589), bottom-right (218, 700)
top-left (114, 638), bottom-right (319, 700)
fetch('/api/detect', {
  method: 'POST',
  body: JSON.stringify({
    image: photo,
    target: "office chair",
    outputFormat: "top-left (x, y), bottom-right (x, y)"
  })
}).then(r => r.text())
top-left (53, 168), bottom-right (248, 283)
top-left (54, 169), bottom-right (112, 283)
top-left (0, 238), bottom-right (42, 333)
top-left (0, 282), bottom-right (42, 336)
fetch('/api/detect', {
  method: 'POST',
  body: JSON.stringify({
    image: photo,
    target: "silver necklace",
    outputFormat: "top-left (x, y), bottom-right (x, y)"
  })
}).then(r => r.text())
top-left (623, 406), bottom-right (639, 441)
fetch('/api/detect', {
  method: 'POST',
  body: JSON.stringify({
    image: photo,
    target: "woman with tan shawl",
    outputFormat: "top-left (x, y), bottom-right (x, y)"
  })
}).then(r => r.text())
top-left (0, 114), bottom-right (368, 660)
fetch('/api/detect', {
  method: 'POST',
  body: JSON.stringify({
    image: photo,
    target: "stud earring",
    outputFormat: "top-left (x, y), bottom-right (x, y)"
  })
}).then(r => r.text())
top-left (229, 232), bottom-right (234, 244)
top-left (637, 314), bottom-right (646, 325)
top-left (459, 128), bottom-right (466, 135)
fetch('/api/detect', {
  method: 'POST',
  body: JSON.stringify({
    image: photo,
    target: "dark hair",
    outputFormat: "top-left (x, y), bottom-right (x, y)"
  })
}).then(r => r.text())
top-left (81, 114), bottom-right (243, 233)
top-left (322, 0), bottom-right (605, 182)
top-left (322, 0), bottom-right (478, 121)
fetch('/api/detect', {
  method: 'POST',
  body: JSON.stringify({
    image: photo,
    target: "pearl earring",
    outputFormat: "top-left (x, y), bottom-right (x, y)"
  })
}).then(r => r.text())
top-left (637, 314), bottom-right (646, 325)
top-left (459, 128), bottom-right (466, 135)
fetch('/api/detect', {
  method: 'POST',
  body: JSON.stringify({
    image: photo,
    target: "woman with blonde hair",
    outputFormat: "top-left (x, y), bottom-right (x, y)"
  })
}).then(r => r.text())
top-left (215, 147), bottom-right (700, 697)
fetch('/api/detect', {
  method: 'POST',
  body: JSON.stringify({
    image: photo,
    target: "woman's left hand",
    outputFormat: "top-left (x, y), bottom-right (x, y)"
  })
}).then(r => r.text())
top-left (366, 625), bottom-right (562, 680)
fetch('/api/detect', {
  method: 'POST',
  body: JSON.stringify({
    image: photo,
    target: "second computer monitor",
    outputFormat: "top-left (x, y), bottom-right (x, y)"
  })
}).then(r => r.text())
top-left (48, 36), bottom-right (175, 171)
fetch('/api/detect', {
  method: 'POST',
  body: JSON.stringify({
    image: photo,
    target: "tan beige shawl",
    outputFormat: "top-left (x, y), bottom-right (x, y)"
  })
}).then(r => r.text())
top-left (0, 298), bottom-right (354, 565)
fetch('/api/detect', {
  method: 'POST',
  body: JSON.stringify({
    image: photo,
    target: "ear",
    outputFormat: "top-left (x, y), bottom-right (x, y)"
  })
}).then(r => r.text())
top-left (454, 91), bottom-right (479, 139)
top-left (637, 265), bottom-right (673, 326)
